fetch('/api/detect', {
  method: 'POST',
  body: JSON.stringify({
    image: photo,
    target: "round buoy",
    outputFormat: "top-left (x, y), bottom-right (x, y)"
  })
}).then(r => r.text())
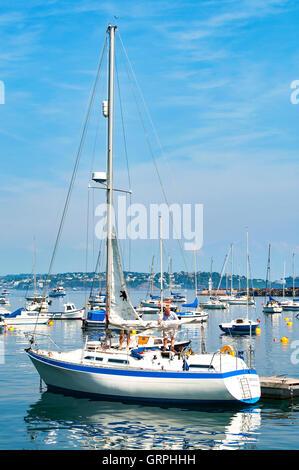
top-left (284, 317), bottom-right (290, 322)
top-left (257, 318), bottom-right (261, 323)
top-left (287, 321), bottom-right (293, 326)
top-left (273, 338), bottom-right (277, 342)
top-left (48, 320), bottom-right (54, 326)
top-left (131, 330), bottom-right (136, 335)
top-left (281, 336), bottom-right (289, 344)
top-left (256, 327), bottom-right (261, 335)
top-left (8, 327), bottom-right (14, 331)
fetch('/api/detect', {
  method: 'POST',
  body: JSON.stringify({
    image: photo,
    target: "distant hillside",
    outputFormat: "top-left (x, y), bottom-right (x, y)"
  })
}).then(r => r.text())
top-left (0, 271), bottom-right (296, 291)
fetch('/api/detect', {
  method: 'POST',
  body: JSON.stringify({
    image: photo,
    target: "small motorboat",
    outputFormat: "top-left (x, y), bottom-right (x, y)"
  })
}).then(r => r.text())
top-left (280, 299), bottom-right (299, 311)
top-left (0, 296), bottom-right (9, 305)
top-left (3, 308), bottom-right (49, 325)
top-left (170, 292), bottom-right (187, 303)
top-left (51, 302), bottom-right (85, 320)
top-left (199, 297), bottom-right (229, 309)
top-left (49, 286), bottom-right (66, 298)
top-left (219, 318), bottom-right (259, 335)
top-left (178, 298), bottom-right (208, 322)
top-left (82, 307), bottom-right (106, 329)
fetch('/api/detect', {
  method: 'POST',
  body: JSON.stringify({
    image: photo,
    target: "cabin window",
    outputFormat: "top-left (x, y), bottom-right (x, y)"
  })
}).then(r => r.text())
top-left (95, 357), bottom-right (103, 362)
top-left (188, 364), bottom-right (214, 370)
top-left (84, 356), bottom-right (95, 361)
top-left (108, 358), bottom-right (128, 365)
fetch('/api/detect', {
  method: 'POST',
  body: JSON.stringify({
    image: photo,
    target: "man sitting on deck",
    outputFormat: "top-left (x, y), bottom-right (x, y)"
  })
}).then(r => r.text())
top-left (158, 305), bottom-right (179, 352)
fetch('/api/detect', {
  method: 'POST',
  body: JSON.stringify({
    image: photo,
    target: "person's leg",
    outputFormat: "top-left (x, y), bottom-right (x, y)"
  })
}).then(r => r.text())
top-left (119, 332), bottom-right (124, 348)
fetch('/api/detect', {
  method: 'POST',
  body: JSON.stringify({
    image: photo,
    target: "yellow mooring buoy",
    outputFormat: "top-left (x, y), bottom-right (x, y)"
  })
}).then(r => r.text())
top-left (281, 336), bottom-right (289, 344)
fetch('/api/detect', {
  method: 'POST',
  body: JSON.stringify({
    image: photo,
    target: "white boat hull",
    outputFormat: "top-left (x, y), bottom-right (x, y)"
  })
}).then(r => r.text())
top-left (263, 305), bottom-right (282, 313)
top-left (4, 317), bottom-right (49, 325)
top-left (281, 302), bottom-right (299, 311)
top-left (27, 349), bottom-right (260, 404)
top-left (200, 303), bottom-right (228, 310)
top-left (51, 307), bottom-right (85, 320)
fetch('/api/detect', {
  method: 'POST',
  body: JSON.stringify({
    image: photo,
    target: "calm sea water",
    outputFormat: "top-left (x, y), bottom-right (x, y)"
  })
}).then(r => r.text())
top-left (1, 289), bottom-right (299, 450)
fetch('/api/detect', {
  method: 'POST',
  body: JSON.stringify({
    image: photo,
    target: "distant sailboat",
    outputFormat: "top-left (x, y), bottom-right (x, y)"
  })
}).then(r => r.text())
top-left (280, 253), bottom-right (299, 311)
top-left (262, 244), bottom-right (282, 313)
top-left (200, 256), bottom-right (229, 309)
top-left (179, 249), bottom-right (208, 322)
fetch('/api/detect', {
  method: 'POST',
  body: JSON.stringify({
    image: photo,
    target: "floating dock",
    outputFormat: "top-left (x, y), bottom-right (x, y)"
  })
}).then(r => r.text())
top-left (260, 376), bottom-right (299, 399)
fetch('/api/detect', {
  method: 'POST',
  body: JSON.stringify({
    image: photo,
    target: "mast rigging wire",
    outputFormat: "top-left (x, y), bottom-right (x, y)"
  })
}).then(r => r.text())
top-left (32, 35), bottom-right (108, 337)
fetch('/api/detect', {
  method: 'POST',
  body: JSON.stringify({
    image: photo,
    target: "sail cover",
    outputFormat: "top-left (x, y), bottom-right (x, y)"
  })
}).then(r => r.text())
top-left (182, 298), bottom-right (198, 308)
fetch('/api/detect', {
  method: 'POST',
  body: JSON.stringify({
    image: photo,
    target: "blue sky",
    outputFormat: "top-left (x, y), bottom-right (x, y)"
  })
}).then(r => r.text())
top-left (0, 0), bottom-right (298, 280)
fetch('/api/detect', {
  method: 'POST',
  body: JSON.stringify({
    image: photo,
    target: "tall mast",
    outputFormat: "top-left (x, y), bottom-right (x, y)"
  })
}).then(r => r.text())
top-left (230, 242), bottom-right (234, 296)
top-left (159, 216), bottom-right (163, 313)
top-left (194, 248), bottom-right (197, 298)
top-left (246, 229), bottom-right (249, 319)
top-left (150, 255), bottom-right (155, 296)
top-left (265, 243), bottom-right (271, 302)
top-left (283, 260), bottom-right (286, 298)
top-left (268, 243), bottom-right (271, 296)
top-left (33, 236), bottom-right (37, 295)
top-left (293, 253), bottom-right (295, 299)
top-left (208, 257), bottom-right (213, 294)
top-left (105, 24), bottom-right (117, 322)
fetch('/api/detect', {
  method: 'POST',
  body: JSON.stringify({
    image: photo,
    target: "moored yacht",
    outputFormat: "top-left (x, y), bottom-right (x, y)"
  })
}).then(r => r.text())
top-left (50, 302), bottom-right (85, 320)
top-left (49, 286), bottom-right (66, 298)
top-left (26, 24), bottom-right (260, 406)
top-left (262, 244), bottom-right (282, 314)
top-left (263, 298), bottom-right (282, 313)
top-left (3, 308), bottom-right (49, 325)
top-left (199, 296), bottom-right (229, 309)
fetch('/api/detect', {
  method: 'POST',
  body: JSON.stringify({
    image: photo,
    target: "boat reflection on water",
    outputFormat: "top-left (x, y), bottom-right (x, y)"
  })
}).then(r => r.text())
top-left (24, 392), bottom-right (261, 450)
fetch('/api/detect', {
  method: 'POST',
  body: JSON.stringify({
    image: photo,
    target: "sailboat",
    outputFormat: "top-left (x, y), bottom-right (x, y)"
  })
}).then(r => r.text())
top-left (178, 249), bottom-right (208, 322)
top-left (219, 244), bottom-right (255, 306)
top-left (280, 254), bottom-right (299, 311)
top-left (262, 244), bottom-right (282, 313)
top-left (199, 257), bottom-right (229, 309)
top-left (26, 25), bottom-right (260, 404)
top-left (138, 257), bottom-right (178, 312)
top-left (219, 230), bottom-right (259, 335)
top-left (49, 286), bottom-right (66, 298)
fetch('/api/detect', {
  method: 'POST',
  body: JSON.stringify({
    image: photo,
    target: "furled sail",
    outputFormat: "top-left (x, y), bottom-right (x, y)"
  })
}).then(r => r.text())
top-left (107, 231), bottom-right (142, 328)
top-left (107, 232), bottom-right (199, 331)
